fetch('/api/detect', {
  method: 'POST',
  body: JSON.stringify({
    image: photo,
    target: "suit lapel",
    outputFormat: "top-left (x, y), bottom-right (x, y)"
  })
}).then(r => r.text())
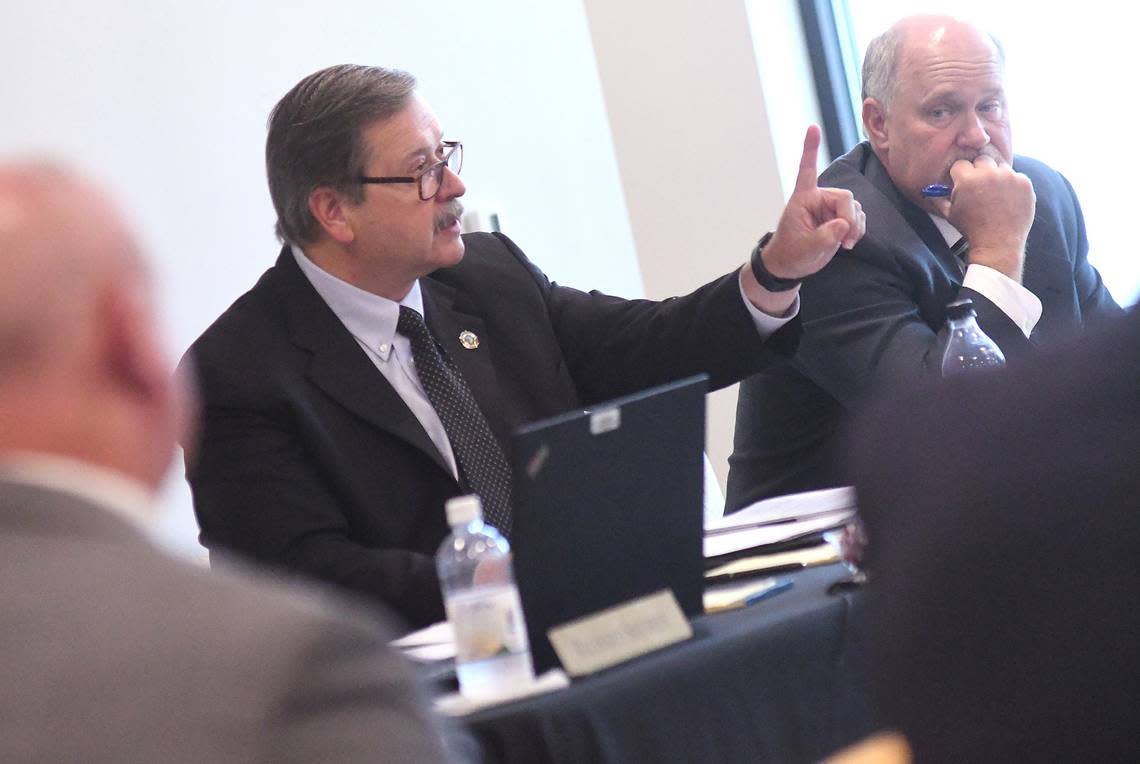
top-left (860, 151), bottom-right (962, 278)
top-left (269, 249), bottom-right (453, 477)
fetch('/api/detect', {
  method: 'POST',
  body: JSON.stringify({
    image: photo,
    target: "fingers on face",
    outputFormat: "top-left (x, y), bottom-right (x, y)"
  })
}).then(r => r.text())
top-left (978, 144), bottom-right (1009, 167)
top-left (948, 158), bottom-right (976, 183)
top-left (952, 156), bottom-right (1032, 195)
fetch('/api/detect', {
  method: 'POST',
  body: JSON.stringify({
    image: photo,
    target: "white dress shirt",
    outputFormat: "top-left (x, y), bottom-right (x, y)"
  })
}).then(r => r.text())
top-left (293, 246), bottom-right (460, 480)
top-left (293, 245), bottom-right (796, 482)
top-left (929, 214), bottom-right (1042, 337)
top-left (738, 273), bottom-right (801, 329)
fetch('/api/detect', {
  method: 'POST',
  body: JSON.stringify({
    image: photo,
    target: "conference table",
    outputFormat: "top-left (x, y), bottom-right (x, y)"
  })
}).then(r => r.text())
top-left (453, 564), bottom-right (878, 763)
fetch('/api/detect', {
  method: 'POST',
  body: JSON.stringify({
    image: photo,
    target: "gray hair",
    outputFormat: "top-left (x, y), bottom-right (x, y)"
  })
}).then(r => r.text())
top-left (861, 23), bottom-right (1005, 110)
top-left (266, 65), bottom-right (417, 246)
top-left (861, 25), bottom-right (907, 108)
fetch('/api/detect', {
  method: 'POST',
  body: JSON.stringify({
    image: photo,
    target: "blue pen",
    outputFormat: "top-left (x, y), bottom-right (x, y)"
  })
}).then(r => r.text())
top-left (744, 577), bottom-right (794, 606)
top-left (922, 183), bottom-right (951, 198)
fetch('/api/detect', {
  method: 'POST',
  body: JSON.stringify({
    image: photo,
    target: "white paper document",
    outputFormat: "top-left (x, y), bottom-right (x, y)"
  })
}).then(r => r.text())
top-left (391, 621), bottom-right (456, 662)
top-left (433, 669), bottom-right (570, 716)
top-left (703, 486), bottom-right (856, 559)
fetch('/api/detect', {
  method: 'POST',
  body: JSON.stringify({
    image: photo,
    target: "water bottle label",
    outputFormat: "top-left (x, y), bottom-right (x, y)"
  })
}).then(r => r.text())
top-left (446, 585), bottom-right (530, 663)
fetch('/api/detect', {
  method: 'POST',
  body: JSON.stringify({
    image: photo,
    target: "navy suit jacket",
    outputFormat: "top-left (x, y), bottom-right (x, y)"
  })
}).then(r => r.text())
top-left (726, 142), bottom-right (1121, 510)
top-left (184, 232), bottom-right (795, 626)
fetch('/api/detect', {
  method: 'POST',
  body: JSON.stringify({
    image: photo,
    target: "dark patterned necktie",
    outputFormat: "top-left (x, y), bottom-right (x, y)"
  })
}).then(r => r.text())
top-left (951, 236), bottom-right (970, 275)
top-left (397, 306), bottom-right (513, 537)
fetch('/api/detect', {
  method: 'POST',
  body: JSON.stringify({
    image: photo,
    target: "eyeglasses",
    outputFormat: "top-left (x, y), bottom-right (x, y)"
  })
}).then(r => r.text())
top-left (356, 141), bottom-right (463, 201)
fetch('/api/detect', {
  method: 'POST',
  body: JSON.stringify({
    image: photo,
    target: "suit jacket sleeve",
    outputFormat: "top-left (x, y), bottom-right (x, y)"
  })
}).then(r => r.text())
top-left (491, 232), bottom-right (799, 405)
top-left (789, 244), bottom-right (970, 405)
top-left (184, 351), bottom-right (446, 629)
top-left (1058, 171), bottom-right (1120, 321)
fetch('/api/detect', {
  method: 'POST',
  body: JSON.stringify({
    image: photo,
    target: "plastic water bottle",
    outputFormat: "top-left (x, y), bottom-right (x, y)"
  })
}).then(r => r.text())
top-left (937, 298), bottom-right (1006, 376)
top-left (437, 495), bottom-right (534, 699)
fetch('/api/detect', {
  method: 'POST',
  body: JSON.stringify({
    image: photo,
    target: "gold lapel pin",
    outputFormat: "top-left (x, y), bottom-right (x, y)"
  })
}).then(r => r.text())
top-left (458, 330), bottom-right (480, 350)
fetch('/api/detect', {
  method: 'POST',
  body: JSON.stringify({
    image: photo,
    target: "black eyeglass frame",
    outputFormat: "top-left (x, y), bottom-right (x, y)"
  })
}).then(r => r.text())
top-left (356, 141), bottom-right (463, 200)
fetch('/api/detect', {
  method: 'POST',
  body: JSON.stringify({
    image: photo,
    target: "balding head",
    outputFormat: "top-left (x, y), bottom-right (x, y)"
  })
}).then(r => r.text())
top-left (0, 163), bottom-right (184, 492)
top-left (862, 15), bottom-right (1004, 112)
top-left (860, 15), bottom-right (1012, 213)
top-left (0, 163), bottom-right (142, 380)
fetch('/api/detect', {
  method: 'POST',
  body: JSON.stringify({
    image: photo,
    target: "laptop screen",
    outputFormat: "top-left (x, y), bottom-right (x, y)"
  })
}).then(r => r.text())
top-left (510, 375), bottom-right (707, 673)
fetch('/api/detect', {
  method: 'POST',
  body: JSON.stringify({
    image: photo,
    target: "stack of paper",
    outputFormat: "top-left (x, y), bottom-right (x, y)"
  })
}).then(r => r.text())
top-left (704, 543), bottom-right (840, 583)
top-left (703, 486), bottom-right (856, 568)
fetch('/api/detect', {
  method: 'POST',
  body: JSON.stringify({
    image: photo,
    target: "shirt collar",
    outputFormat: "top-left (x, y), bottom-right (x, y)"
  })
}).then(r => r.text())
top-left (927, 214), bottom-right (962, 248)
top-left (291, 245), bottom-right (424, 359)
top-left (0, 452), bottom-right (155, 530)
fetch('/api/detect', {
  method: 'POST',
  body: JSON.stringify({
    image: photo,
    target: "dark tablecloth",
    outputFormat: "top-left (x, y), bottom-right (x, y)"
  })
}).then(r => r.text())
top-left (461, 565), bottom-right (878, 763)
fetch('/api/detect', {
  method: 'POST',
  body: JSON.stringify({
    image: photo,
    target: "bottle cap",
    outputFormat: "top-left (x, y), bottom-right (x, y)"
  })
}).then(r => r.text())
top-left (945, 298), bottom-right (977, 321)
top-left (445, 495), bottom-right (483, 527)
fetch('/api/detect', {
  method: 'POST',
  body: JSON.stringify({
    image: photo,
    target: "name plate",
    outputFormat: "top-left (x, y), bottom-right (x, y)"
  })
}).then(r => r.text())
top-left (547, 589), bottom-right (693, 676)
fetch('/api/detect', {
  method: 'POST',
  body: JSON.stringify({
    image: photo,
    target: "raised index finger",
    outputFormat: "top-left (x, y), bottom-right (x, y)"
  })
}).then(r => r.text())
top-left (794, 125), bottom-right (822, 193)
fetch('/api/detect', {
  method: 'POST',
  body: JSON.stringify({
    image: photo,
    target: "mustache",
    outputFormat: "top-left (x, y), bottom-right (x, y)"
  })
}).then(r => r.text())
top-left (434, 201), bottom-right (464, 232)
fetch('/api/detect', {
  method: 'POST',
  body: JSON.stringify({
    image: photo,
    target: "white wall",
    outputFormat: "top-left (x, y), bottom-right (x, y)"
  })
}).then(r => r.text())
top-left (1, 0), bottom-right (642, 555)
top-left (582, 0), bottom-right (824, 491)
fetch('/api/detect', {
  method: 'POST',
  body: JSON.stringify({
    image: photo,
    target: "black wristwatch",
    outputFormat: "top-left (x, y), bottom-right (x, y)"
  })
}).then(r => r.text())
top-left (749, 232), bottom-right (802, 292)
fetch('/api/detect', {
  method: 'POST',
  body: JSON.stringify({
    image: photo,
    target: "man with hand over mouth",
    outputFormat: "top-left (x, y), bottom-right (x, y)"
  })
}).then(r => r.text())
top-left (727, 14), bottom-right (1121, 510)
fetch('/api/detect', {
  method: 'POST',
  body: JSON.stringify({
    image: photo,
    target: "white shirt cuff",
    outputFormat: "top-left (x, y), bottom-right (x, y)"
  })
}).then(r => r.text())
top-left (962, 263), bottom-right (1043, 338)
top-left (737, 270), bottom-right (799, 339)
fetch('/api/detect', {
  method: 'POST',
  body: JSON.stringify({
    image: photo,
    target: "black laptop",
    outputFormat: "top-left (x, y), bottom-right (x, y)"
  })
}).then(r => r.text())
top-left (510, 375), bottom-right (708, 673)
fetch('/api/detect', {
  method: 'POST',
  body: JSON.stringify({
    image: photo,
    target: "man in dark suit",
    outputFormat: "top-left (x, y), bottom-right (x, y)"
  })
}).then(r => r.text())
top-left (852, 305), bottom-right (1140, 762)
top-left (183, 64), bottom-right (867, 628)
top-left (727, 14), bottom-right (1121, 510)
top-left (0, 163), bottom-right (458, 762)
